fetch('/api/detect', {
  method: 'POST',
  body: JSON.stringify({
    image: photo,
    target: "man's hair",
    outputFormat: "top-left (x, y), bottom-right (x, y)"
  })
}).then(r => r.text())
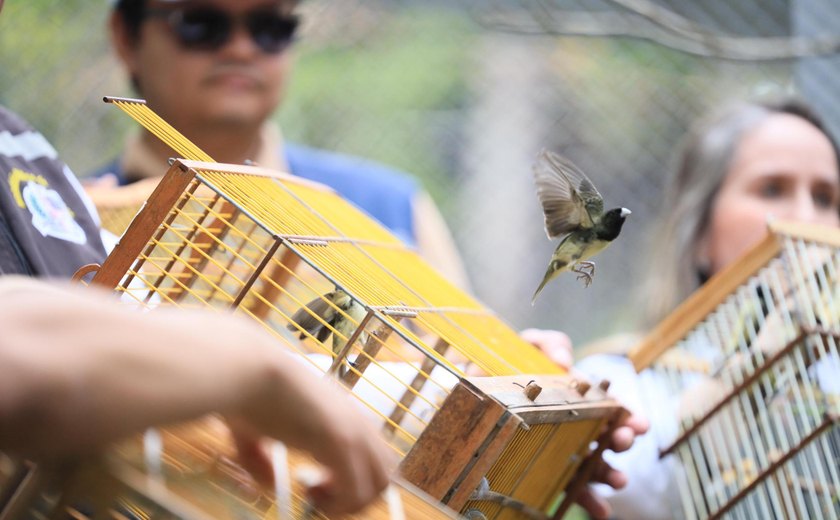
top-left (112, 0), bottom-right (145, 41)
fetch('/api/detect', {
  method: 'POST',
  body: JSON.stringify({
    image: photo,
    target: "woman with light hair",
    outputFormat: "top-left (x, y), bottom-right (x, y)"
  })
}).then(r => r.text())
top-left (575, 96), bottom-right (840, 519)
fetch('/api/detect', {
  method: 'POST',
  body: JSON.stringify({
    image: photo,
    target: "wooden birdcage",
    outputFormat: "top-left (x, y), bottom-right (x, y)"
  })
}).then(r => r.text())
top-left (630, 221), bottom-right (840, 520)
top-left (0, 97), bottom-right (628, 520)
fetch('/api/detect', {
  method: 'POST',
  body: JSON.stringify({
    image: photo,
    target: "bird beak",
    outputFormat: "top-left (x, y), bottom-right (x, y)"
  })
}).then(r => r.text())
top-left (620, 208), bottom-right (632, 217)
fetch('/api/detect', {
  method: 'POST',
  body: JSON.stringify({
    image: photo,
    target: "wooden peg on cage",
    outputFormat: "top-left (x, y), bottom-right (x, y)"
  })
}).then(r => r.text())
top-left (570, 379), bottom-right (591, 397)
top-left (385, 338), bottom-right (451, 434)
top-left (523, 381), bottom-right (543, 401)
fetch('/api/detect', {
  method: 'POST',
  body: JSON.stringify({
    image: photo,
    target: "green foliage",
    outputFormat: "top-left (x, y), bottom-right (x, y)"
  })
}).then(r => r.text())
top-left (278, 7), bottom-right (476, 211)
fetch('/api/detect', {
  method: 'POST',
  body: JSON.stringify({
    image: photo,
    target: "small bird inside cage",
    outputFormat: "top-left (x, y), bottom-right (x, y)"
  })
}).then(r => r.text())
top-left (531, 149), bottom-right (631, 304)
top-left (286, 288), bottom-right (368, 377)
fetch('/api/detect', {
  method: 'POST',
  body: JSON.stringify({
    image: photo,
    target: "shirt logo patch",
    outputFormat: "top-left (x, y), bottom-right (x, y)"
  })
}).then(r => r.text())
top-left (9, 168), bottom-right (87, 245)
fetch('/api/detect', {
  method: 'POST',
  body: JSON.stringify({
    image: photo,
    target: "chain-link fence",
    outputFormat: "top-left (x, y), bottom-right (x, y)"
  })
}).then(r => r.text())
top-left (2, 0), bottom-right (839, 348)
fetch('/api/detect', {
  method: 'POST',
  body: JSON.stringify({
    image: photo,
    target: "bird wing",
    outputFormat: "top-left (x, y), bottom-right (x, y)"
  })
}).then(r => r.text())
top-left (286, 291), bottom-right (338, 340)
top-left (532, 149), bottom-right (604, 238)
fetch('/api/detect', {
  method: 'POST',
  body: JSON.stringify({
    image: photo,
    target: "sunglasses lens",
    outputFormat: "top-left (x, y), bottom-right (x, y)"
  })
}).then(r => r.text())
top-left (247, 13), bottom-right (299, 53)
top-left (151, 7), bottom-right (299, 53)
top-left (174, 9), bottom-right (230, 49)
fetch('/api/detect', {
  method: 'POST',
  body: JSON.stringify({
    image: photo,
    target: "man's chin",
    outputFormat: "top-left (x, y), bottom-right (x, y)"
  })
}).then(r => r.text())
top-left (200, 110), bottom-right (268, 132)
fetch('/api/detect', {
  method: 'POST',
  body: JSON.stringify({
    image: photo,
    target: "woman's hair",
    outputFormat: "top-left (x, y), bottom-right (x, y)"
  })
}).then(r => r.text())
top-left (642, 97), bottom-right (840, 327)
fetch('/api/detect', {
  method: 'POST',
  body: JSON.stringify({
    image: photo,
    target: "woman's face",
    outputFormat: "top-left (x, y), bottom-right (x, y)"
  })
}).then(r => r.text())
top-left (701, 113), bottom-right (840, 275)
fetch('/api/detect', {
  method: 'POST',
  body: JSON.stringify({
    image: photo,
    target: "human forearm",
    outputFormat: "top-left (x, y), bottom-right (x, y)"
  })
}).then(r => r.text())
top-left (0, 279), bottom-right (392, 514)
top-left (0, 285), bottom-right (278, 456)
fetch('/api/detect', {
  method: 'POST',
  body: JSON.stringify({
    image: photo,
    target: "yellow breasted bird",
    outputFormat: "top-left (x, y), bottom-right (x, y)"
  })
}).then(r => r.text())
top-left (286, 288), bottom-right (368, 377)
top-left (531, 150), bottom-right (631, 304)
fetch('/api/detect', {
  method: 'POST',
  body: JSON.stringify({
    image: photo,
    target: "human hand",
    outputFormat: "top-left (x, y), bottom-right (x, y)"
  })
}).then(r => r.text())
top-left (572, 412), bottom-right (650, 519)
top-left (230, 356), bottom-right (394, 516)
top-left (525, 332), bottom-right (650, 518)
top-left (301, 413), bottom-right (394, 517)
top-left (519, 327), bottom-right (574, 370)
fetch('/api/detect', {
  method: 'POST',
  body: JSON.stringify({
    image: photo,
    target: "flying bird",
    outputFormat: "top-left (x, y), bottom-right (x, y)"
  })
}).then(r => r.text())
top-left (286, 288), bottom-right (368, 377)
top-left (531, 149), bottom-right (631, 304)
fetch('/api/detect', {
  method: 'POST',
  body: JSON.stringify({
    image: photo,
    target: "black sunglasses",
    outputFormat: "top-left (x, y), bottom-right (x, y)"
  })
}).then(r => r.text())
top-left (144, 6), bottom-right (300, 54)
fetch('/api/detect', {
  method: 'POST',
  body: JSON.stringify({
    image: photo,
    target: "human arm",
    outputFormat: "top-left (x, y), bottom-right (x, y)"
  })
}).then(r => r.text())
top-left (0, 278), bottom-right (391, 515)
top-left (413, 191), bottom-right (471, 290)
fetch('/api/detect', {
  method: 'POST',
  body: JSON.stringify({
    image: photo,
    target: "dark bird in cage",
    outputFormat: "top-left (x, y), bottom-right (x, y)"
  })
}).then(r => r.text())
top-left (531, 149), bottom-right (631, 304)
top-left (286, 288), bottom-right (368, 377)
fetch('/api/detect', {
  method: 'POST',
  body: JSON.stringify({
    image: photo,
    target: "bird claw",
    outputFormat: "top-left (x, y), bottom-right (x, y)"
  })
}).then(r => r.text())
top-left (575, 272), bottom-right (593, 288)
top-left (572, 262), bottom-right (596, 288)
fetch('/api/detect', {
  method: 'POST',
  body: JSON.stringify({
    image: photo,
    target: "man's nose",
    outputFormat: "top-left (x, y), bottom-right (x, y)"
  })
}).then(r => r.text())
top-left (218, 24), bottom-right (260, 58)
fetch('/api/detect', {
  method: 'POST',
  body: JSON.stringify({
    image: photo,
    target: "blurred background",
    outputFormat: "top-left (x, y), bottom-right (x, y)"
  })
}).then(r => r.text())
top-left (2, 0), bottom-right (839, 350)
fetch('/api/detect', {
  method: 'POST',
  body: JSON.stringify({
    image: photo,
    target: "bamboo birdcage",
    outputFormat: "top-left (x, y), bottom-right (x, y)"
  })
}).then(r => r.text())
top-left (0, 97), bottom-right (628, 520)
top-left (630, 220), bottom-right (840, 520)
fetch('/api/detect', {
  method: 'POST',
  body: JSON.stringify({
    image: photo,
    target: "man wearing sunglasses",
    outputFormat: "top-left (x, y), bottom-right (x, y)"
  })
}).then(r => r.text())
top-left (98, 0), bottom-right (470, 290)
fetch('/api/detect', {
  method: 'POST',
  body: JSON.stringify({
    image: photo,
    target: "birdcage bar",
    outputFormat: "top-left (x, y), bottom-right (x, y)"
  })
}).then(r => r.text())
top-left (243, 269), bottom-right (454, 431)
top-left (192, 212), bottom-right (261, 304)
top-left (129, 251), bottom-right (216, 307)
top-left (386, 339), bottom-right (451, 434)
top-left (340, 322), bottom-right (397, 389)
top-left (138, 190), bottom-right (227, 302)
top-left (671, 333), bottom-right (840, 519)
top-left (714, 297), bottom-right (766, 520)
top-left (155, 217), bottom-right (250, 288)
top-left (230, 238), bottom-right (282, 309)
top-left (141, 230), bottom-right (238, 305)
top-left (246, 283), bottom-right (453, 424)
top-left (709, 414), bottom-right (837, 520)
top-left (169, 204), bottom-right (242, 300)
top-left (662, 331), bottom-right (807, 457)
top-left (272, 238), bottom-right (468, 381)
top-left (321, 308), bottom-right (374, 378)
top-left (732, 288), bottom-right (787, 520)
top-left (278, 300), bottom-right (448, 443)
top-left (788, 338), bottom-right (834, 516)
top-left (242, 249), bottom-right (302, 321)
top-left (94, 174), bottom-right (201, 292)
top-left (236, 179), bottom-right (519, 374)
top-left (164, 190), bottom-right (274, 295)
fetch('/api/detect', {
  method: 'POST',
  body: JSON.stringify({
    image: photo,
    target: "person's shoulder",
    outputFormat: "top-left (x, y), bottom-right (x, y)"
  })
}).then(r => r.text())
top-left (0, 105), bottom-right (60, 164)
top-left (284, 144), bottom-right (418, 195)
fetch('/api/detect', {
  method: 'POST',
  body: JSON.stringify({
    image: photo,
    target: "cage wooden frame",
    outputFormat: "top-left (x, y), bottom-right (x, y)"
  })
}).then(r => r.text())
top-left (630, 220), bottom-right (840, 520)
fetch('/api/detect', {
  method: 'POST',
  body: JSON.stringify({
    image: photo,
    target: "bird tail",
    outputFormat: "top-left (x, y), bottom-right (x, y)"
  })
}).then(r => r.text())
top-left (531, 276), bottom-right (551, 305)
